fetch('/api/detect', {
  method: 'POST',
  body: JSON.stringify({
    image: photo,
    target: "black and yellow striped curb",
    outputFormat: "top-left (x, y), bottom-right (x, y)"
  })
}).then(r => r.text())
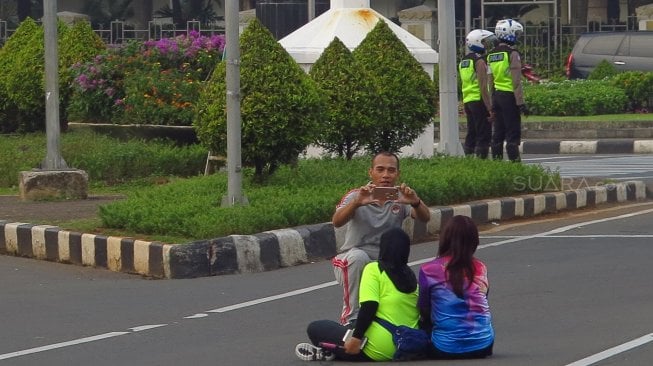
top-left (1, 181), bottom-right (649, 279)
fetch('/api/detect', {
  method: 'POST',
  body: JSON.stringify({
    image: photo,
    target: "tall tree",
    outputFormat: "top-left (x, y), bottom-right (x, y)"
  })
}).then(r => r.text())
top-left (240, 0), bottom-right (255, 10)
top-left (16, 0), bottom-right (30, 21)
top-left (82, 0), bottom-right (134, 28)
top-left (171, 0), bottom-right (183, 26)
top-left (134, 0), bottom-right (153, 29)
top-left (155, 0), bottom-right (222, 26)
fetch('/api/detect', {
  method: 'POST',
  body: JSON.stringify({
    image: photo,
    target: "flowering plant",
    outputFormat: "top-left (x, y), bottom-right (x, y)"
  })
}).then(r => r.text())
top-left (67, 31), bottom-right (225, 125)
top-left (67, 53), bottom-right (126, 122)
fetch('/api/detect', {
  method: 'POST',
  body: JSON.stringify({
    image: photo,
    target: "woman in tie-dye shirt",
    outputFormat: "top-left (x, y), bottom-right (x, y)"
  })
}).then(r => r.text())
top-left (417, 215), bottom-right (495, 359)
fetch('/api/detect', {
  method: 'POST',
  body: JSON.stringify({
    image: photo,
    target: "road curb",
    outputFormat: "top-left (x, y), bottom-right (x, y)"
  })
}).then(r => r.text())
top-left (0, 181), bottom-right (648, 279)
top-left (521, 139), bottom-right (653, 154)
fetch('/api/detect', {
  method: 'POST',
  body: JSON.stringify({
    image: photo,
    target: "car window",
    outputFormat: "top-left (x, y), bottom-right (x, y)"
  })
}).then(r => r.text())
top-left (627, 35), bottom-right (653, 57)
top-left (582, 34), bottom-right (624, 55)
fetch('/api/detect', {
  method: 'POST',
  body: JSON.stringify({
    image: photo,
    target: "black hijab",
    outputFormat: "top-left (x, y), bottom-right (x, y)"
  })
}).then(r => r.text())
top-left (377, 228), bottom-right (417, 293)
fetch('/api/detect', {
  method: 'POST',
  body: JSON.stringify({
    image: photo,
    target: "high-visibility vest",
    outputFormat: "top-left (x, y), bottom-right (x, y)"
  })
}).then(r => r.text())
top-left (458, 53), bottom-right (482, 104)
top-left (487, 44), bottom-right (516, 92)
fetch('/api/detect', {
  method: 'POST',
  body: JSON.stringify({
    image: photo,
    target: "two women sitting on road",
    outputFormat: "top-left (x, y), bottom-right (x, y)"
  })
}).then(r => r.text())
top-left (296, 215), bottom-right (495, 361)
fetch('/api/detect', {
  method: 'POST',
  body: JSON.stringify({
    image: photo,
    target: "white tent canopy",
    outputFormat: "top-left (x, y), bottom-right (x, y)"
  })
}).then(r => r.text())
top-left (279, 0), bottom-right (438, 71)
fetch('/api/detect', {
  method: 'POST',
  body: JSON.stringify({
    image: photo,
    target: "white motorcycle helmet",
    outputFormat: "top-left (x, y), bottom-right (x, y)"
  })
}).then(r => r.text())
top-left (495, 19), bottom-right (523, 44)
top-left (465, 29), bottom-right (498, 53)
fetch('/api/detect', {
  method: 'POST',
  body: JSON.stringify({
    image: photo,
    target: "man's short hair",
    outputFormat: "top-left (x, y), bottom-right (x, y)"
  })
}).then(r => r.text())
top-left (371, 151), bottom-right (400, 171)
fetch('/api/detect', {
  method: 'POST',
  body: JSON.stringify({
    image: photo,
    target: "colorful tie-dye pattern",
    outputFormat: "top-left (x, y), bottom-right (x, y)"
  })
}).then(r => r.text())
top-left (418, 256), bottom-right (495, 353)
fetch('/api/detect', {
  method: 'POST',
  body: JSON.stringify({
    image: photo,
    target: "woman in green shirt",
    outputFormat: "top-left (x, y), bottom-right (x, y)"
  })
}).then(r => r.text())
top-left (295, 228), bottom-right (420, 361)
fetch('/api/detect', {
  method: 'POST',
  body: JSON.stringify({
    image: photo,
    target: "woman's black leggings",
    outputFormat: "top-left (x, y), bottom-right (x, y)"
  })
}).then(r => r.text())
top-left (306, 319), bottom-right (373, 362)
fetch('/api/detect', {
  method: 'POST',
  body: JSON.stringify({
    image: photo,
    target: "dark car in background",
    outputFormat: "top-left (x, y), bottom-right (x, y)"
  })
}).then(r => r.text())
top-left (566, 31), bottom-right (653, 79)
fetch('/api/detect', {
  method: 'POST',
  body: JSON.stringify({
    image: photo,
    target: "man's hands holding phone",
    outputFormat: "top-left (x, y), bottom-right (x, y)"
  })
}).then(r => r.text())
top-left (357, 183), bottom-right (420, 207)
top-left (372, 186), bottom-right (399, 201)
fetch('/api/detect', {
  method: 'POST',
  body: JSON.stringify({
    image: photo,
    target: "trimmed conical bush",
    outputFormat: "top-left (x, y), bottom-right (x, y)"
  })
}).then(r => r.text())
top-left (353, 20), bottom-right (436, 153)
top-left (194, 18), bottom-right (324, 179)
top-left (310, 37), bottom-right (377, 160)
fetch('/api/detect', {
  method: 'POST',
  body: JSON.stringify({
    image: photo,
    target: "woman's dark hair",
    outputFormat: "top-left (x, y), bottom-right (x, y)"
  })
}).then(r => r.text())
top-left (437, 215), bottom-right (480, 298)
top-left (378, 227), bottom-right (416, 293)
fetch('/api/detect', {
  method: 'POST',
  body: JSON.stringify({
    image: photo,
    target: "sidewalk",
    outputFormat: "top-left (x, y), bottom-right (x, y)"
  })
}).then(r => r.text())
top-left (0, 195), bottom-right (123, 223)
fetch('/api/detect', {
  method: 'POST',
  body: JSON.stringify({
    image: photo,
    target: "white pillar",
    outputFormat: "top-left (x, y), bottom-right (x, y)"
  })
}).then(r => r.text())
top-left (437, 0), bottom-right (464, 156)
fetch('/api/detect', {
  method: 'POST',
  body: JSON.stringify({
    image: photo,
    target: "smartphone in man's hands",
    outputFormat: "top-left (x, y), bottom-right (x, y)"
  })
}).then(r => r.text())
top-left (372, 186), bottom-right (399, 201)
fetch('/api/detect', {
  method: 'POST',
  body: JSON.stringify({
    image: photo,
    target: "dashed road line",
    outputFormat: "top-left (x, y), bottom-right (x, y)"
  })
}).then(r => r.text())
top-left (2, 208), bottom-right (653, 362)
top-left (565, 333), bottom-right (653, 366)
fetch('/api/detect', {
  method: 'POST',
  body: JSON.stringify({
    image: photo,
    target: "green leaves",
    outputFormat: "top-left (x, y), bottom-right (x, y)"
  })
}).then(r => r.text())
top-left (524, 79), bottom-right (627, 116)
top-left (309, 37), bottom-right (376, 159)
top-left (0, 19), bottom-right (105, 133)
top-left (352, 20), bottom-right (436, 154)
top-left (95, 155), bottom-right (557, 241)
top-left (193, 18), bottom-right (324, 179)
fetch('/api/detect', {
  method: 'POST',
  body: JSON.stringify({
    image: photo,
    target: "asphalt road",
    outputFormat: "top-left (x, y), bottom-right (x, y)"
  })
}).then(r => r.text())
top-left (523, 154), bottom-right (653, 182)
top-left (2, 201), bottom-right (653, 365)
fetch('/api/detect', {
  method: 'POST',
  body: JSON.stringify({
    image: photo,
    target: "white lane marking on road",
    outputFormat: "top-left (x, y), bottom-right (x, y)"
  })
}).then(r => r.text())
top-left (565, 333), bottom-right (653, 366)
top-left (206, 281), bottom-right (337, 313)
top-left (0, 325), bottom-right (170, 360)
top-left (483, 235), bottom-right (653, 239)
top-left (207, 207), bottom-right (653, 311)
top-left (184, 314), bottom-right (209, 319)
top-left (129, 324), bottom-right (168, 332)
top-left (521, 156), bottom-right (608, 162)
top-left (0, 332), bottom-right (129, 360)
top-left (479, 207), bottom-right (653, 249)
top-left (3, 208), bottom-right (653, 361)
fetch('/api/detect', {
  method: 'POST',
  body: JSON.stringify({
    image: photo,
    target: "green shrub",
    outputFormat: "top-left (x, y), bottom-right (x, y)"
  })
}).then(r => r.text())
top-left (524, 79), bottom-right (627, 116)
top-left (352, 20), bottom-right (436, 153)
top-left (67, 51), bottom-right (126, 123)
top-left (588, 59), bottom-right (618, 80)
top-left (0, 18), bottom-right (46, 132)
top-left (309, 37), bottom-right (376, 160)
top-left (98, 156), bottom-right (558, 240)
top-left (120, 64), bottom-right (199, 126)
top-left (0, 19), bottom-right (103, 133)
top-left (611, 71), bottom-right (653, 111)
top-left (59, 20), bottom-right (106, 124)
top-left (194, 18), bottom-right (324, 180)
top-left (0, 130), bottom-right (206, 188)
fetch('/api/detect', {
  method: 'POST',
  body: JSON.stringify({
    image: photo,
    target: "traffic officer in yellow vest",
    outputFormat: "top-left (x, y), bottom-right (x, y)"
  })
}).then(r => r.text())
top-left (459, 29), bottom-right (497, 159)
top-left (487, 19), bottom-right (528, 162)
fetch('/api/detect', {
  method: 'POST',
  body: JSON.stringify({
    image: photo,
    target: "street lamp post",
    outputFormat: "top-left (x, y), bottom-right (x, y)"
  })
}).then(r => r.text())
top-left (42, 0), bottom-right (67, 170)
top-left (19, 1), bottom-right (88, 201)
top-left (222, 0), bottom-right (248, 207)
top-left (437, 0), bottom-right (464, 156)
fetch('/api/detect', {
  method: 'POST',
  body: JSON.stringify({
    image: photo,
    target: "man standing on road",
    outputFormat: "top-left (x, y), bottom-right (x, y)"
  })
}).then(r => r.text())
top-left (331, 151), bottom-right (431, 326)
top-left (459, 29), bottom-right (497, 159)
top-left (487, 19), bottom-right (528, 162)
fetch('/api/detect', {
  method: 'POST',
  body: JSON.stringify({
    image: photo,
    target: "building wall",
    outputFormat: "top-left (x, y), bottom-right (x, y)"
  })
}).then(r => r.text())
top-left (52, 1), bottom-right (398, 25)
